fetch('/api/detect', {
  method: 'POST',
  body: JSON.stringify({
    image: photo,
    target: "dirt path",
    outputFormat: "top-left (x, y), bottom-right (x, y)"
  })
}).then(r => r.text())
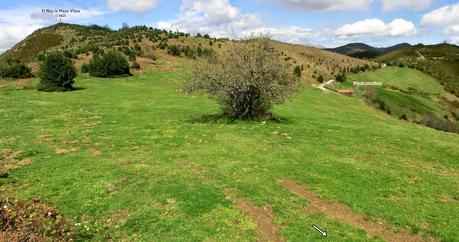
top-left (417, 50), bottom-right (426, 60)
top-left (316, 79), bottom-right (335, 93)
top-left (226, 190), bottom-right (284, 242)
top-left (278, 179), bottom-right (437, 242)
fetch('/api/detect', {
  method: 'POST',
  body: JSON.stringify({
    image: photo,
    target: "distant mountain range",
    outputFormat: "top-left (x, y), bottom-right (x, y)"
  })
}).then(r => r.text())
top-left (326, 43), bottom-right (412, 59)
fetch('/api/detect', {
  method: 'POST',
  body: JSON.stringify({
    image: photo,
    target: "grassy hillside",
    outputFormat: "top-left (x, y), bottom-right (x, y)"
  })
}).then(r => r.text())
top-left (0, 23), bottom-right (373, 84)
top-left (375, 44), bottom-right (459, 96)
top-left (335, 66), bottom-right (459, 133)
top-left (1, 70), bottom-right (458, 241)
top-left (346, 67), bottom-right (446, 95)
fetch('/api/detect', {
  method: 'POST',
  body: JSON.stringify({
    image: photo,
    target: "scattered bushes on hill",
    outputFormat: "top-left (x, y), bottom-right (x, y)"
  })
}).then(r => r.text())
top-left (184, 38), bottom-right (300, 119)
top-left (87, 51), bottom-right (131, 77)
top-left (0, 61), bottom-right (33, 79)
top-left (38, 52), bottom-right (76, 92)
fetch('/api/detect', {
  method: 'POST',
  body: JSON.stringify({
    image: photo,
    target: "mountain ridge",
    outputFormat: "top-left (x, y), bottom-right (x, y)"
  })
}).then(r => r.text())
top-left (326, 42), bottom-right (412, 58)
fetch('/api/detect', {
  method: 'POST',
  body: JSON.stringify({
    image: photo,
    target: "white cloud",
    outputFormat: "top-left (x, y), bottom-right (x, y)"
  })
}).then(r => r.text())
top-left (107, 0), bottom-right (160, 13)
top-left (241, 26), bottom-right (320, 43)
top-left (421, 3), bottom-right (459, 45)
top-left (260, 0), bottom-right (372, 11)
top-left (421, 3), bottom-right (459, 27)
top-left (444, 24), bottom-right (459, 35)
top-left (449, 36), bottom-right (459, 44)
top-left (157, 0), bottom-right (322, 44)
top-left (178, 0), bottom-right (239, 26)
top-left (335, 18), bottom-right (416, 37)
top-left (157, 0), bottom-right (260, 36)
top-left (155, 0), bottom-right (323, 45)
top-left (380, 0), bottom-right (432, 11)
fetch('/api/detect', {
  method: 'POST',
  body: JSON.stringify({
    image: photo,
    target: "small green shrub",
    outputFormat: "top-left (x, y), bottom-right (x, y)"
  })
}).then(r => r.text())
top-left (336, 73), bottom-right (346, 83)
top-left (0, 62), bottom-right (33, 79)
top-left (167, 45), bottom-right (182, 56)
top-left (317, 75), bottom-right (324, 83)
top-left (38, 52), bottom-right (76, 92)
top-left (293, 65), bottom-right (302, 77)
top-left (131, 61), bottom-right (140, 69)
top-left (88, 51), bottom-right (131, 77)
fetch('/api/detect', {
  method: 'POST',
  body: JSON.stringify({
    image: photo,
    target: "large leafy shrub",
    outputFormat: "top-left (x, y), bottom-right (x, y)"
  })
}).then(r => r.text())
top-left (38, 52), bottom-right (76, 92)
top-left (184, 38), bottom-right (300, 119)
top-left (88, 51), bottom-right (131, 77)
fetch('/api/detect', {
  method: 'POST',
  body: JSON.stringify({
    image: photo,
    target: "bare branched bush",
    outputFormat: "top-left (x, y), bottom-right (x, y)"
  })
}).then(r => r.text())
top-left (184, 38), bottom-right (300, 119)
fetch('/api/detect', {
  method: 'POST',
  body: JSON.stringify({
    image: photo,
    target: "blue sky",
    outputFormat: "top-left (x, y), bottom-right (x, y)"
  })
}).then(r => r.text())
top-left (1, 0), bottom-right (459, 53)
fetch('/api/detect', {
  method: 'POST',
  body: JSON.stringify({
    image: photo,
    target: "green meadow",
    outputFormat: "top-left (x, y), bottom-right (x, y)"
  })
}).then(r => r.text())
top-left (1, 70), bottom-right (458, 241)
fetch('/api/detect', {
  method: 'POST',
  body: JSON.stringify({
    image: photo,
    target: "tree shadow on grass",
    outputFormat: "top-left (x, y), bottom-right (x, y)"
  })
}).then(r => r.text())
top-left (72, 87), bottom-right (86, 91)
top-left (185, 113), bottom-right (291, 124)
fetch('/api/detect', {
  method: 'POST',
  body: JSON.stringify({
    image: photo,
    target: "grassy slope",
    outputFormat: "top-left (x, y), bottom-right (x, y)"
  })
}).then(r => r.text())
top-left (1, 71), bottom-right (458, 241)
top-left (377, 89), bottom-right (447, 119)
top-left (346, 67), bottom-right (446, 95)
top-left (336, 67), bottom-right (455, 125)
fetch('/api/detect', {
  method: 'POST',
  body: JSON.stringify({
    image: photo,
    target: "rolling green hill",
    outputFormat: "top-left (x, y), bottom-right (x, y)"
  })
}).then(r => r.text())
top-left (375, 44), bottom-right (459, 96)
top-left (1, 71), bottom-right (458, 241)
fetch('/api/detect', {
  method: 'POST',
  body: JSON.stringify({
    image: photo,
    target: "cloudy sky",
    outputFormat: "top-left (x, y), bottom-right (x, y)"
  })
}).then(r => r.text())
top-left (1, 0), bottom-right (459, 53)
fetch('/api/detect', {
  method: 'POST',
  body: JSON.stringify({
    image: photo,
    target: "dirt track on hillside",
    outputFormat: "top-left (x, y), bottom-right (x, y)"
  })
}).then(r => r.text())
top-left (278, 179), bottom-right (437, 242)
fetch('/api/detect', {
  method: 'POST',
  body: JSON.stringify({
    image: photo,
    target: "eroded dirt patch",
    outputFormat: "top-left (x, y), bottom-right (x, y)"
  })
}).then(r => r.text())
top-left (88, 150), bottom-right (102, 156)
top-left (0, 199), bottom-right (76, 241)
top-left (278, 179), bottom-right (437, 242)
top-left (0, 149), bottom-right (33, 172)
top-left (226, 190), bottom-right (284, 242)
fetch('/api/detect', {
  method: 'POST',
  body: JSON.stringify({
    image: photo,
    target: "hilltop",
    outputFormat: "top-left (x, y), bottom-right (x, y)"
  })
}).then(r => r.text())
top-left (327, 43), bottom-right (412, 59)
top-left (375, 43), bottom-right (459, 96)
top-left (0, 23), bottom-right (372, 84)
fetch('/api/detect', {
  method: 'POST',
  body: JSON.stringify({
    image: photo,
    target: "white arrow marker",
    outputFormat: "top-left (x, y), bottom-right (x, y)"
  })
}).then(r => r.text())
top-left (312, 224), bottom-right (327, 237)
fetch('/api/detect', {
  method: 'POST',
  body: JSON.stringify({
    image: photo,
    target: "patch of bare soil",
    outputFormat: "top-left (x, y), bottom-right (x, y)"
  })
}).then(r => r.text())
top-left (278, 179), bottom-right (437, 242)
top-left (105, 210), bottom-right (131, 228)
top-left (0, 199), bottom-right (76, 241)
top-left (226, 190), bottom-right (284, 242)
top-left (0, 149), bottom-right (33, 172)
top-left (55, 148), bottom-right (79, 155)
top-left (88, 150), bottom-right (102, 156)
